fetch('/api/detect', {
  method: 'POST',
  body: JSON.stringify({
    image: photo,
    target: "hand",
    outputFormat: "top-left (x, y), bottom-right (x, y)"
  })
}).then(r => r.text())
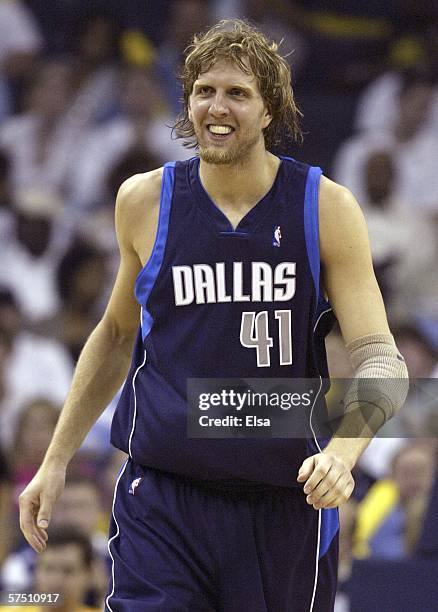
top-left (19, 465), bottom-right (66, 553)
top-left (297, 451), bottom-right (355, 510)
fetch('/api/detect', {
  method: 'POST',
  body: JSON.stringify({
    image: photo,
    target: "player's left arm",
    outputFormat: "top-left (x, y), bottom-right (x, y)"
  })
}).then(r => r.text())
top-left (297, 176), bottom-right (408, 509)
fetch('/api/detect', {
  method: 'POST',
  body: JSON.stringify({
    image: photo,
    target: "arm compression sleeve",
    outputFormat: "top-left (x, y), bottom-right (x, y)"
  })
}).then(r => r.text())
top-left (342, 334), bottom-right (409, 433)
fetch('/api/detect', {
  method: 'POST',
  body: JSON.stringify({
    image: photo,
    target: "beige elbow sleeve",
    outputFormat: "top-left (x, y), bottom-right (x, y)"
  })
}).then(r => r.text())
top-left (344, 333), bottom-right (409, 425)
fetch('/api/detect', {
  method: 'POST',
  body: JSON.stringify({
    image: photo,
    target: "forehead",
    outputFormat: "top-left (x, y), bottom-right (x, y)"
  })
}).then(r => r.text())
top-left (38, 544), bottom-right (84, 568)
top-left (194, 60), bottom-right (259, 90)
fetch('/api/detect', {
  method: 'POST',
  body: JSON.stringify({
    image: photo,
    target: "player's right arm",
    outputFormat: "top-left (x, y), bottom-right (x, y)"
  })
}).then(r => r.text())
top-left (19, 169), bottom-right (163, 553)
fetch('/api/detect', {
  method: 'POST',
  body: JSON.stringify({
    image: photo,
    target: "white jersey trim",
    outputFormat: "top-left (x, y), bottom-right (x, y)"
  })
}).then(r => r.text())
top-left (307, 306), bottom-right (332, 611)
top-left (128, 308), bottom-right (148, 457)
top-left (105, 458), bottom-right (129, 612)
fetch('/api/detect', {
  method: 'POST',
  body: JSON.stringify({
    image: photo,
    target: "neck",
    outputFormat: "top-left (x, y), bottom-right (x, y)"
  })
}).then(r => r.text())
top-left (199, 146), bottom-right (280, 208)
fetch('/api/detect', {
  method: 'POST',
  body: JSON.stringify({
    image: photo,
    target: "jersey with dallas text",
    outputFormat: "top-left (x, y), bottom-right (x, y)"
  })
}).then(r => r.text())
top-left (111, 156), bottom-right (335, 488)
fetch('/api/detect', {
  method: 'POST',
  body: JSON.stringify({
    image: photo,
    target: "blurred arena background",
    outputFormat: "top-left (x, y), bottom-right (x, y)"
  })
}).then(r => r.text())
top-left (0, 1), bottom-right (437, 610)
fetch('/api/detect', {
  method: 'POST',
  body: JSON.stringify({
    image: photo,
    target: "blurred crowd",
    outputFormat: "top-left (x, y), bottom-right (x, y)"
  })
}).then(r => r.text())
top-left (0, 1), bottom-right (437, 610)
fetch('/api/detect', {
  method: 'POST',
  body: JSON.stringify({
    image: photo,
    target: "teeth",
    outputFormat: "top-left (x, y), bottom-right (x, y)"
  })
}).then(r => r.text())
top-left (208, 125), bottom-right (232, 134)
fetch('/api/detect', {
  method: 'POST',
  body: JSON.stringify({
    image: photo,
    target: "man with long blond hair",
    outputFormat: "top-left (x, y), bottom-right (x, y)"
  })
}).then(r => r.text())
top-left (19, 20), bottom-right (407, 611)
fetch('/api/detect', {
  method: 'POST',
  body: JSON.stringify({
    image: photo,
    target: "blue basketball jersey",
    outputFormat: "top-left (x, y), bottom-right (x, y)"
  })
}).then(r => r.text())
top-left (110, 156), bottom-right (334, 487)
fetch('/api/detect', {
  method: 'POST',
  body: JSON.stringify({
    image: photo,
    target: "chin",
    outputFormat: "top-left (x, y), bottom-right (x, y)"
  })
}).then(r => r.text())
top-left (199, 145), bottom-right (238, 165)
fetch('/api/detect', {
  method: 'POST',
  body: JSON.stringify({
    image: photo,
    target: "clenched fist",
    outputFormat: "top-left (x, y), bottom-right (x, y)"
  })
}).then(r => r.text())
top-left (297, 451), bottom-right (355, 510)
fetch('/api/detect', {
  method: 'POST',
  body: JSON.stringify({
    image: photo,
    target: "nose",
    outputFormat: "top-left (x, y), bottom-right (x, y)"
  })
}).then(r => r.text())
top-left (209, 92), bottom-right (229, 117)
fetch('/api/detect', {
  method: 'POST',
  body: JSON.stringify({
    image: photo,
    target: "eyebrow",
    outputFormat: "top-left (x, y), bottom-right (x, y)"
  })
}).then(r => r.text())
top-left (193, 82), bottom-right (253, 93)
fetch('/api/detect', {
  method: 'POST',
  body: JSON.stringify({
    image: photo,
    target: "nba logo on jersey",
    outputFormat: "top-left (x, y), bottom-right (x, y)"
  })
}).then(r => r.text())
top-left (273, 225), bottom-right (282, 247)
top-left (128, 477), bottom-right (143, 495)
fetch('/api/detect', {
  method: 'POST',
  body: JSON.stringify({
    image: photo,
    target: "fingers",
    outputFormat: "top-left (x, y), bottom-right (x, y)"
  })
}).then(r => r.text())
top-left (305, 465), bottom-right (338, 503)
top-left (310, 473), bottom-right (355, 509)
top-left (297, 456), bottom-right (315, 482)
top-left (37, 496), bottom-right (53, 531)
top-left (301, 456), bottom-right (331, 495)
top-left (298, 452), bottom-right (355, 509)
top-left (35, 496), bottom-right (54, 551)
top-left (19, 493), bottom-right (46, 553)
top-left (19, 467), bottom-right (66, 554)
top-left (19, 491), bottom-right (54, 554)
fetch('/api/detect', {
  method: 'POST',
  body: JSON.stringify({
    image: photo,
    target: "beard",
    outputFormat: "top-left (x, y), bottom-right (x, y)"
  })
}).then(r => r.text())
top-left (196, 125), bottom-right (263, 165)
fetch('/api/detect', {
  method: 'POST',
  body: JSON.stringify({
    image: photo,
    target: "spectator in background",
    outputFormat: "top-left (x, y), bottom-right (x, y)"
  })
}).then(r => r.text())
top-left (65, 9), bottom-right (121, 128)
top-left (360, 150), bottom-right (436, 316)
top-left (333, 74), bottom-right (438, 216)
top-left (8, 399), bottom-right (59, 505)
top-left (358, 321), bottom-right (438, 483)
top-left (1, 475), bottom-right (109, 606)
top-left (53, 240), bottom-right (109, 362)
top-left (354, 441), bottom-right (437, 560)
top-left (334, 498), bottom-right (358, 612)
top-left (70, 65), bottom-right (190, 211)
top-left (0, 59), bottom-right (86, 199)
top-left (262, 0), bottom-right (401, 169)
top-left (73, 145), bottom-right (164, 255)
top-left (0, 189), bottom-right (68, 323)
top-left (51, 475), bottom-right (108, 552)
top-left (0, 288), bottom-right (73, 448)
top-left (390, 324), bottom-right (438, 437)
top-left (25, 0), bottom-right (173, 59)
top-left (240, 0), bottom-right (307, 83)
top-left (156, 0), bottom-right (214, 115)
top-left (107, 147), bottom-right (162, 201)
top-left (0, 0), bottom-right (43, 119)
top-left (394, 324), bottom-right (438, 380)
top-left (39, 475), bottom-right (109, 606)
top-left (6, 526), bottom-right (99, 612)
top-left (285, 0), bottom-right (399, 90)
top-left (355, 25), bottom-right (438, 135)
top-left (51, 475), bottom-right (109, 605)
top-left (0, 399), bottom-right (59, 582)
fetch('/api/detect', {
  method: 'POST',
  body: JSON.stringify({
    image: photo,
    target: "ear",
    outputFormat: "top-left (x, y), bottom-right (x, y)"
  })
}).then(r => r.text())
top-left (262, 108), bottom-right (272, 129)
top-left (188, 103), bottom-right (193, 123)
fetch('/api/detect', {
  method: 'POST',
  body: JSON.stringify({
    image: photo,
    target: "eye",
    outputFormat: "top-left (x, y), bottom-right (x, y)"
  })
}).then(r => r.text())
top-left (197, 86), bottom-right (212, 95)
top-left (229, 88), bottom-right (246, 97)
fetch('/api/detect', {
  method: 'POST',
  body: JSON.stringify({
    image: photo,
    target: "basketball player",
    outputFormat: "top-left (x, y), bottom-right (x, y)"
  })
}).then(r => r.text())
top-left (19, 20), bottom-right (408, 611)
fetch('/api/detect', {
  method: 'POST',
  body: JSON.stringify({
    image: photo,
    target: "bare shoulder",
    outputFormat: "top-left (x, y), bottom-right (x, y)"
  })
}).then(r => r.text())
top-left (115, 168), bottom-right (164, 262)
top-left (319, 175), bottom-right (365, 226)
top-left (318, 175), bottom-right (369, 263)
top-left (317, 178), bottom-right (390, 341)
top-left (116, 167), bottom-right (163, 222)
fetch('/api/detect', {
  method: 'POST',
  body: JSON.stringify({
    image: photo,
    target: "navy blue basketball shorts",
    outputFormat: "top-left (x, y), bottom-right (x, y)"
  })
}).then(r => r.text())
top-left (105, 459), bottom-right (338, 611)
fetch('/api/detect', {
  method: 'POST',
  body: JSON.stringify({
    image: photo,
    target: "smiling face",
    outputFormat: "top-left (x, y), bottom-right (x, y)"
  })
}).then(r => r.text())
top-left (188, 60), bottom-right (272, 165)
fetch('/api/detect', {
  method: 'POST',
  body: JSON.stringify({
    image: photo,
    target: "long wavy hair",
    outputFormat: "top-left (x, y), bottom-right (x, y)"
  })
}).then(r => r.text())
top-left (172, 19), bottom-right (302, 150)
